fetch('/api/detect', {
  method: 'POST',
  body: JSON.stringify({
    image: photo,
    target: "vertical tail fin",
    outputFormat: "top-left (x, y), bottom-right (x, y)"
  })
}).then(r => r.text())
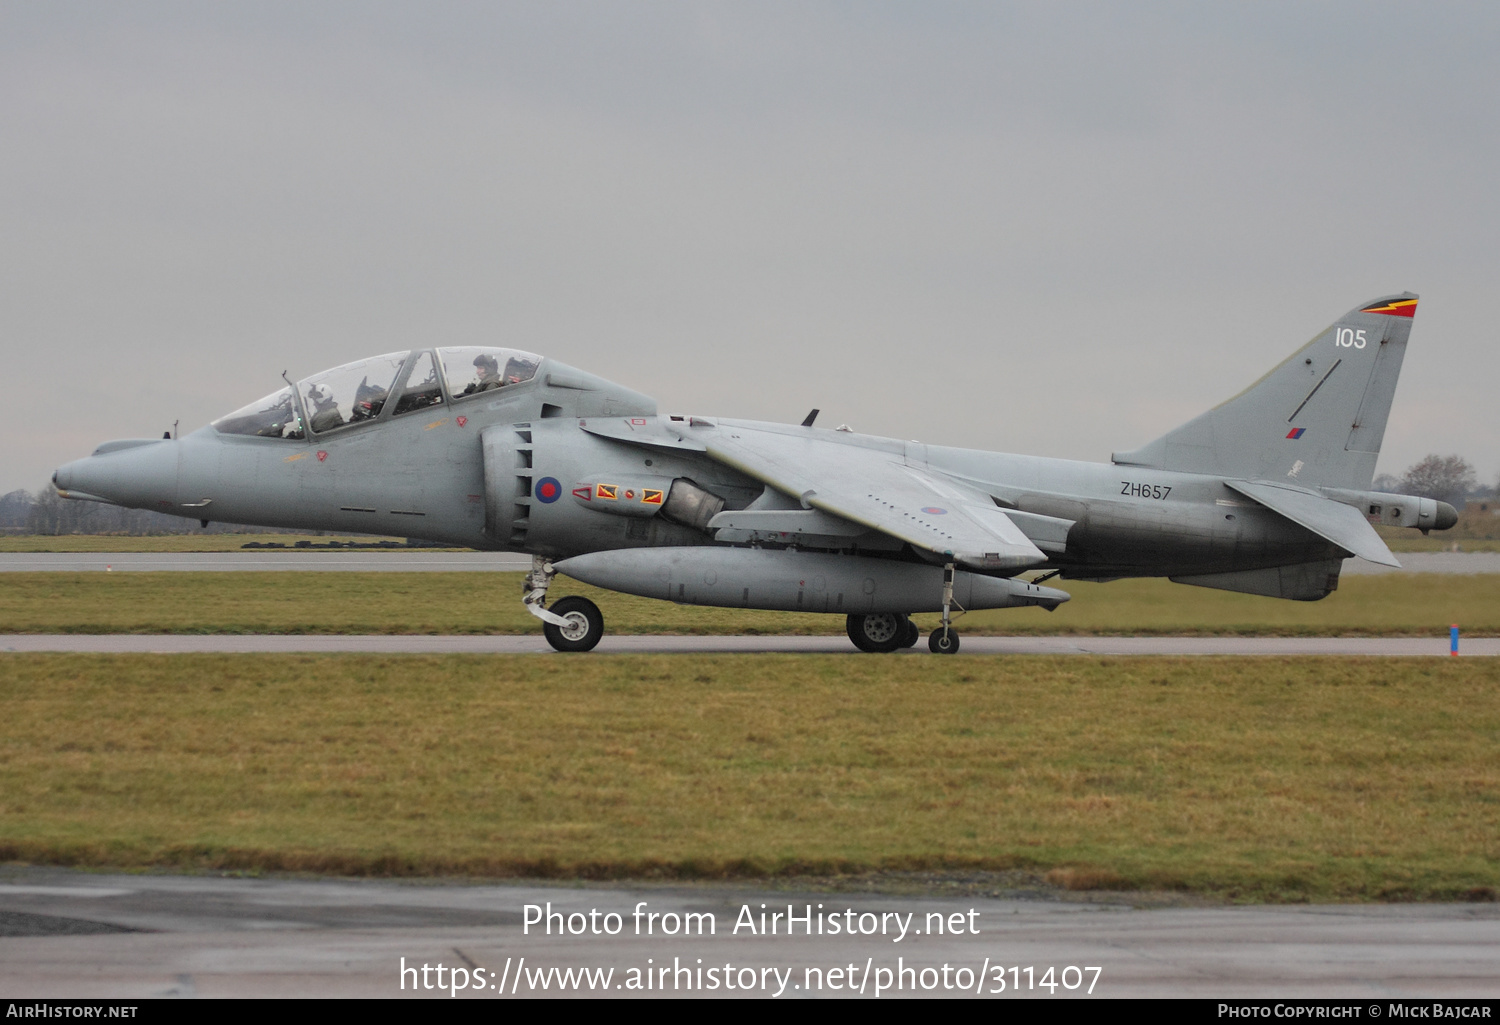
top-left (1112, 293), bottom-right (1418, 489)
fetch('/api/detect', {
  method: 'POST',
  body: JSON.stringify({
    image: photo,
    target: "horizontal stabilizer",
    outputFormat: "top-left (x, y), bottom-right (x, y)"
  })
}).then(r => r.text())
top-left (1226, 480), bottom-right (1400, 567)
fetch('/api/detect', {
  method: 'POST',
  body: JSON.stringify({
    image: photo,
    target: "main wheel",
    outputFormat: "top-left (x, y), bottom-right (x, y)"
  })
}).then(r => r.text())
top-left (543, 596), bottom-right (604, 652)
top-left (900, 617), bottom-right (920, 648)
top-left (928, 628), bottom-right (960, 654)
top-left (846, 613), bottom-right (905, 653)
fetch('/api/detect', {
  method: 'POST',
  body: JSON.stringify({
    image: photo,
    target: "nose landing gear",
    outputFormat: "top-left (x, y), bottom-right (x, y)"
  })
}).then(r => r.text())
top-left (525, 555), bottom-right (605, 652)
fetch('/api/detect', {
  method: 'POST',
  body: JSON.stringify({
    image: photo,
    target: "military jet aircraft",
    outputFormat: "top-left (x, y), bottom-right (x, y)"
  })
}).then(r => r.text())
top-left (53, 292), bottom-right (1455, 653)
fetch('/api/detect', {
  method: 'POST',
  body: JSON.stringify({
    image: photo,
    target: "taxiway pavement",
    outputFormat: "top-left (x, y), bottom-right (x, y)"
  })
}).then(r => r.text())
top-left (3, 634), bottom-right (1496, 655)
top-left (1, 869), bottom-right (1496, 999)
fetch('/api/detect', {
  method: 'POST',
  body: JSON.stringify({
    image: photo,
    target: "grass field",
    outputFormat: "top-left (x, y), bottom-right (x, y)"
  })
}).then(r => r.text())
top-left (2, 653), bottom-right (1496, 902)
top-left (0, 571), bottom-right (1493, 636)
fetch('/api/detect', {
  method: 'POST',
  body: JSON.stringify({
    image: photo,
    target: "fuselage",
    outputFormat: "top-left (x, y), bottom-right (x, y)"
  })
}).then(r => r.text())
top-left (53, 352), bottom-right (1341, 586)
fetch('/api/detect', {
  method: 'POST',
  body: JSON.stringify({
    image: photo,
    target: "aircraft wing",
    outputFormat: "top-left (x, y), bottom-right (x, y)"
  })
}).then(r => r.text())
top-left (694, 422), bottom-right (1045, 571)
top-left (1226, 480), bottom-right (1401, 567)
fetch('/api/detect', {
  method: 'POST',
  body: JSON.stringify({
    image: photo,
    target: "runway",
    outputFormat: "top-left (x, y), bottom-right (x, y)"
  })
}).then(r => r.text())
top-left (0, 868), bottom-right (1495, 998)
top-left (1, 551), bottom-right (1496, 573)
top-left (0, 551), bottom-right (533, 572)
top-left (3, 634), bottom-right (1495, 655)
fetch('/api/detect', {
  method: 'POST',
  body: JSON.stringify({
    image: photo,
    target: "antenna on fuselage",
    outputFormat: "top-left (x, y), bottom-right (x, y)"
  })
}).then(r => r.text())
top-left (281, 370), bottom-right (293, 388)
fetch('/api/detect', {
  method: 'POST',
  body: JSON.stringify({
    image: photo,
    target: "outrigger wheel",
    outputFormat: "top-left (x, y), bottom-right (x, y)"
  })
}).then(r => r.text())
top-left (927, 560), bottom-right (961, 654)
top-left (846, 613), bottom-right (907, 653)
top-left (542, 596), bottom-right (604, 652)
top-left (928, 627), bottom-right (960, 655)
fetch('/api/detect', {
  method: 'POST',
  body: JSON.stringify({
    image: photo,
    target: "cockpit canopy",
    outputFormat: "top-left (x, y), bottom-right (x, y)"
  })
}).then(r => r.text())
top-left (212, 347), bottom-right (541, 439)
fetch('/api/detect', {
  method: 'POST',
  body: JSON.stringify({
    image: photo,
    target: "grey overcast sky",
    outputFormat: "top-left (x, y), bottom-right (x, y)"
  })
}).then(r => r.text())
top-left (3, 1), bottom-right (1497, 496)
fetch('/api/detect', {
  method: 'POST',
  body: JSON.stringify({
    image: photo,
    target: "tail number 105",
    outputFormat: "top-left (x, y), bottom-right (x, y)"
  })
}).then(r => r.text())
top-left (1335, 327), bottom-right (1368, 349)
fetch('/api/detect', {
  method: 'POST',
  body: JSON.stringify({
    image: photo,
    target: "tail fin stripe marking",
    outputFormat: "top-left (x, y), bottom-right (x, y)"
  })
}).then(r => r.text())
top-left (1286, 358), bottom-right (1341, 423)
top-left (1360, 299), bottom-right (1418, 317)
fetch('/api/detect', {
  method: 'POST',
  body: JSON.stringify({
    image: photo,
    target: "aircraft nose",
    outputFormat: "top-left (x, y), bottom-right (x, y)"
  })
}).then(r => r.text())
top-left (1434, 501), bottom-right (1459, 531)
top-left (54, 440), bottom-right (180, 509)
top-left (52, 462), bottom-right (79, 494)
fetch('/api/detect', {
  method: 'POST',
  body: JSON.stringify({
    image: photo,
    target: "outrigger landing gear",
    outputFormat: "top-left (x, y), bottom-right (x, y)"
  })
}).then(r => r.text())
top-left (524, 555), bottom-right (605, 652)
top-left (928, 562), bottom-right (961, 654)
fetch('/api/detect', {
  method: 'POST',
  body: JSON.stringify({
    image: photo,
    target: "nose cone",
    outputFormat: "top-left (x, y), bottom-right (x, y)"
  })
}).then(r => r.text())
top-left (54, 439), bottom-right (180, 510)
top-left (1434, 501), bottom-right (1459, 531)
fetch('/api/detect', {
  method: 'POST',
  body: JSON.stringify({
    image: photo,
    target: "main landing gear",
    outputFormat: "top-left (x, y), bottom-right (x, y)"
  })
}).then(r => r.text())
top-left (845, 612), bottom-right (919, 653)
top-left (524, 555), bottom-right (604, 652)
top-left (847, 563), bottom-right (964, 656)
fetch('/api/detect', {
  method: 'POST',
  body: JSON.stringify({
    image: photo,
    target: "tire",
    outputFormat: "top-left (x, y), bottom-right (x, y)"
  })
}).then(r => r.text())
top-left (543, 596), bottom-right (604, 652)
top-left (845, 614), bottom-right (875, 652)
top-left (900, 617), bottom-right (920, 648)
top-left (846, 613), bottom-right (904, 653)
top-left (928, 628), bottom-right (960, 655)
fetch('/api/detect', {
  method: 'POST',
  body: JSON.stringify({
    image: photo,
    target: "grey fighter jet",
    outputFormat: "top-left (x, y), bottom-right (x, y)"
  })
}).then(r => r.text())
top-left (53, 293), bottom-right (1455, 653)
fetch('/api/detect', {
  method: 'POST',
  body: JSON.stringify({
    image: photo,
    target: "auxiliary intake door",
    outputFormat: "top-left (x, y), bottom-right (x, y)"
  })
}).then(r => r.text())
top-left (481, 423), bottom-right (536, 547)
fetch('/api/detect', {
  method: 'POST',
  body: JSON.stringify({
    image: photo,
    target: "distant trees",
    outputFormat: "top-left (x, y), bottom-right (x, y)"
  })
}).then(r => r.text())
top-left (0, 485), bottom-right (281, 536)
top-left (1399, 455), bottom-right (1478, 507)
top-left (0, 490), bottom-right (30, 528)
top-left (24, 487), bottom-right (194, 535)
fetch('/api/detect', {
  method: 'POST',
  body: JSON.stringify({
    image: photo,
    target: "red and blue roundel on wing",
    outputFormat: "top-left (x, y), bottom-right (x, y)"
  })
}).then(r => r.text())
top-left (921, 506), bottom-right (947, 515)
top-left (536, 477), bottom-right (562, 503)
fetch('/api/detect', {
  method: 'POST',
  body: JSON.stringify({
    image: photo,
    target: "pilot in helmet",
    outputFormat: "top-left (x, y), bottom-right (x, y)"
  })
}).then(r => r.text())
top-left (307, 382), bottom-right (344, 433)
top-left (465, 354), bottom-right (502, 394)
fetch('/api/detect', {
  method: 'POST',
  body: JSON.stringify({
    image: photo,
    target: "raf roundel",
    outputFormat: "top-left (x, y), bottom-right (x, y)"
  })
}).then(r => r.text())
top-left (535, 477), bottom-right (563, 504)
top-left (921, 506), bottom-right (947, 516)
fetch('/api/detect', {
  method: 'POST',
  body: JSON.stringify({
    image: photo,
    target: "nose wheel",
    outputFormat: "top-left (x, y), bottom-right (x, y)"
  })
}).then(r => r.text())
top-left (542, 595), bottom-right (604, 652)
